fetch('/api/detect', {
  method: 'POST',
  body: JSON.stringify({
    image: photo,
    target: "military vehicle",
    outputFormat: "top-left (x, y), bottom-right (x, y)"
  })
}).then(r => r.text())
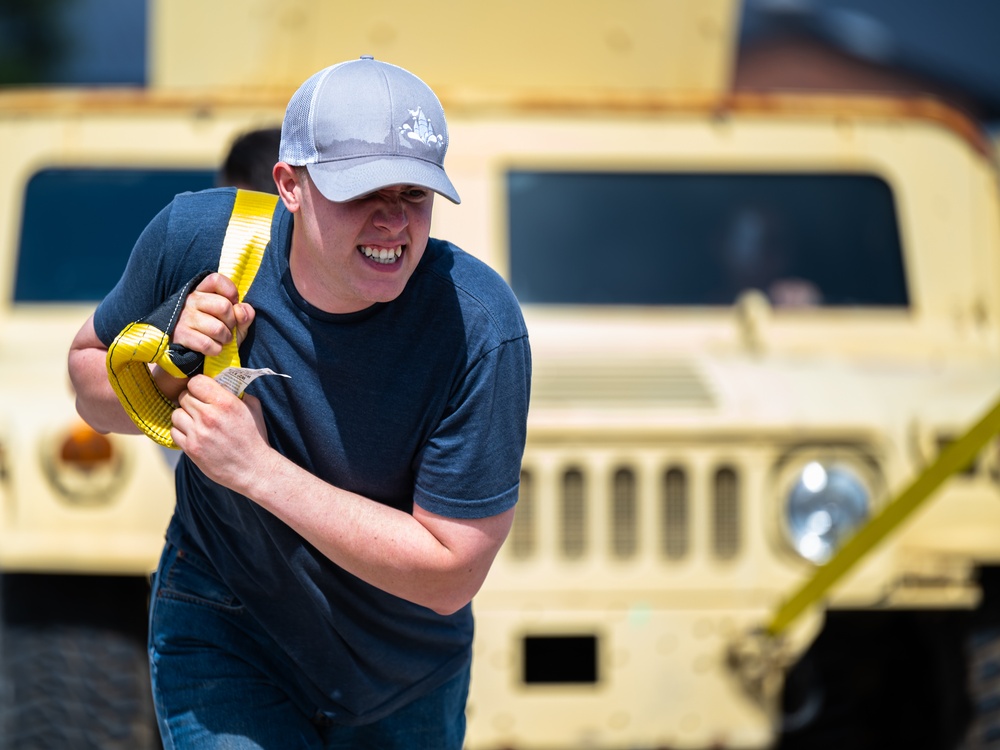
top-left (2, 0), bottom-right (999, 747)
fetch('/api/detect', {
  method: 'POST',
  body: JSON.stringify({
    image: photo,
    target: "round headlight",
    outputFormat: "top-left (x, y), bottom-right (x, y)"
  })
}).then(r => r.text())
top-left (784, 461), bottom-right (870, 564)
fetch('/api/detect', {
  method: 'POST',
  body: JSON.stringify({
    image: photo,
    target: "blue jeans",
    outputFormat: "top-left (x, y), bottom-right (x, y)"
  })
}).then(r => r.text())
top-left (148, 541), bottom-right (469, 750)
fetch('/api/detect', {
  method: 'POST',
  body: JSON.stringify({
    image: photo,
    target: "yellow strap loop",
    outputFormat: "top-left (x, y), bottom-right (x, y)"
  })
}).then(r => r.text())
top-left (106, 189), bottom-right (278, 448)
top-left (106, 321), bottom-right (176, 446)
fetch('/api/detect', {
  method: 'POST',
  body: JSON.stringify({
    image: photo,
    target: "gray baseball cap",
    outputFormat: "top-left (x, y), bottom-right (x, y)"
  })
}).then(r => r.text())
top-left (279, 56), bottom-right (460, 204)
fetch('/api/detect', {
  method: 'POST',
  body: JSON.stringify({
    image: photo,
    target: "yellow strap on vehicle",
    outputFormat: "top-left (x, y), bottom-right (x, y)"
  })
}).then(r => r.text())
top-left (106, 189), bottom-right (278, 449)
top-left (767, 393), bottom-right (1000, 636)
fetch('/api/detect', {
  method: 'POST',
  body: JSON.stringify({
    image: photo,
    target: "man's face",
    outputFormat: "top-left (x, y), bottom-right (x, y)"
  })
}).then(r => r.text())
top-left (289, 171), bottom-right (434, 313)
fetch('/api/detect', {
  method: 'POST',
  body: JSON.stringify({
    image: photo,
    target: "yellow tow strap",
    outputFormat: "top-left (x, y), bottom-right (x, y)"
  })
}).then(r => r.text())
top-left (106, 189), bottom-right (278, 449)
top-left (767, 393), bottom-right (1000, 636)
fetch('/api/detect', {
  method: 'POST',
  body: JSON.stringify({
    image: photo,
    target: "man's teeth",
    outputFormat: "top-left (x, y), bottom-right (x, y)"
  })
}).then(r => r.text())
top-left (361, 246), bottom-right (403, 265)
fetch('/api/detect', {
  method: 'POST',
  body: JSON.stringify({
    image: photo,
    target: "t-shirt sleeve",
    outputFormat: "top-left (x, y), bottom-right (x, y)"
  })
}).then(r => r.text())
top-left (412, 333), bottom-right (531, 520)
top-left (93, 202), bottom-right (172, 346)
top-left (93, 190), bottom-right (234, 347)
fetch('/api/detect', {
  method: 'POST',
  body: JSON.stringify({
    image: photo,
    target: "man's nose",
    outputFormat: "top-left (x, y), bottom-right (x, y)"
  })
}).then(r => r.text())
top-left (373, 195), bottom-right (409, 230)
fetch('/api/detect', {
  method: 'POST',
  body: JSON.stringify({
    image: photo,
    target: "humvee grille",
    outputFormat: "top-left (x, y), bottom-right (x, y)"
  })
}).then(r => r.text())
top-left (509, 462), bottom-right (743, 563)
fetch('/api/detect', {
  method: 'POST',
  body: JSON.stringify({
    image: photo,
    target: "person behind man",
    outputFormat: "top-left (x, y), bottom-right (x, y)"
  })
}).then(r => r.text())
top-left (67, 56), bottom-right (531, 749)
top-left (217, 126), bottom-right (282, 194)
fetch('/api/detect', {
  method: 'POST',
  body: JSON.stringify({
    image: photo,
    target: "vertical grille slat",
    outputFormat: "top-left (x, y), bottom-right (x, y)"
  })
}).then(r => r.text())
top-left (662, 467), bottom-right (689, 560)
top-left (611, 468), bottom-right (638, 559)
top-left (509, 469), bottom-right (535, 559)
top-left (712, 466), bottom-right (741, 560)
top-left (561, 468), bottom-right (587, 559)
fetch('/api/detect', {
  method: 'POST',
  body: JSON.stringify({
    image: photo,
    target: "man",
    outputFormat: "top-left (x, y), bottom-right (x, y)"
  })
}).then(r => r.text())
top-left (67, 56), bottom-right (531, 749)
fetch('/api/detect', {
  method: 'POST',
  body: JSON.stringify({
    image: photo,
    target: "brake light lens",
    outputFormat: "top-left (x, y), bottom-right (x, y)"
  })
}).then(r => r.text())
top-left (59, 423), bottom-right (114, 467)
top-left (44, 422), bottom-right (127, 504)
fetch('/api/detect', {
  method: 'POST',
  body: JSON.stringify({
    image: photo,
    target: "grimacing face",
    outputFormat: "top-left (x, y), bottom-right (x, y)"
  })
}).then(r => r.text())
top-left (286, 169), bottom-right (435, 314)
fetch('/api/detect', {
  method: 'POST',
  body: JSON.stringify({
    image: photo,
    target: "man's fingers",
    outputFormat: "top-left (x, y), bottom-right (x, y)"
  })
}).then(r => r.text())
top-left (234, 302), bottom-right (256, 346)
top-left (187, 290), bottom-right (238, 330)
top-left (184, 373), bottom-right (231, 404)
top-left (180, 300), bottom-right (255, 351)
top-left (172, 307), bottom-right (232, 354)
top-left (194, 272), bottom-right (240, 302)
top-left (172, 272), bottom-right (256, 354)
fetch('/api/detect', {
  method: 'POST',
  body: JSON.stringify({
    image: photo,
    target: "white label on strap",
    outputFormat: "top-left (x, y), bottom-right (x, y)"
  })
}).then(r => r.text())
top-left (214, 367), bottom-right (291, 397)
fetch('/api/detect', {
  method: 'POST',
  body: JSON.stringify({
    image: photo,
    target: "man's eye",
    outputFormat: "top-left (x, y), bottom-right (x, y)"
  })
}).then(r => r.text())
top-left (404, 189), bottom-right (429, 202)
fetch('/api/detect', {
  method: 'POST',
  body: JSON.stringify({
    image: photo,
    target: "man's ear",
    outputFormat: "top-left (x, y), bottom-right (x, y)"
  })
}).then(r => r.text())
top-left (273, 162), bottom-right (302, 213)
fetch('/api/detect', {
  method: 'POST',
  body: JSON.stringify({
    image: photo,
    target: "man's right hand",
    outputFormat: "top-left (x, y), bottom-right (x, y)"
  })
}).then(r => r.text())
top-left (68, 273), bottom-right (257, 436)
top-left (171, 272), bottom-right (256, 356)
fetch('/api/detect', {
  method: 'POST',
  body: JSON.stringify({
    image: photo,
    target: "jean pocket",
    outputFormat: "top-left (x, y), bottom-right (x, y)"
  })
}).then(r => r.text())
top-left (158, 544), bottom-right (244, 612)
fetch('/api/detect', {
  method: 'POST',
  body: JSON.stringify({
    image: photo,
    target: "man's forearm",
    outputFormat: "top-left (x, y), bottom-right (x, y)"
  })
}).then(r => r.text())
top-left (68, 344), bottom-right (143, 435)
top-left (241, 450), bottom-right (511, 616)
top-left (68, 313), bottom-right (193, 435)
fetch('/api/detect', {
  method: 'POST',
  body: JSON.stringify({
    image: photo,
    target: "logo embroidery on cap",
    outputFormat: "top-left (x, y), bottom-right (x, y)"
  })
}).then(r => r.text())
top-left (398, 107), bottom-right (444, 149)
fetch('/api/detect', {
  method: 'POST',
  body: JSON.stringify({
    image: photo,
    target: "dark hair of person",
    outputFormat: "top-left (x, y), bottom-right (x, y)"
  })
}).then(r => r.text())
top-left (218, 127), bottom-right (282, 194)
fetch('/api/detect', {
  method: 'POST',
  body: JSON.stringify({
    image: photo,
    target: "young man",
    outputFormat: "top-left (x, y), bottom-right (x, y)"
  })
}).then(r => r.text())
top-left (67, 57), bottom-right (531, 749)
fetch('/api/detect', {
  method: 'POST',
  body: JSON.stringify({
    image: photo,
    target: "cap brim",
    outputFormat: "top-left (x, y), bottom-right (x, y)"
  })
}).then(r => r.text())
top-left (306, 156), bottom-right (460, 204)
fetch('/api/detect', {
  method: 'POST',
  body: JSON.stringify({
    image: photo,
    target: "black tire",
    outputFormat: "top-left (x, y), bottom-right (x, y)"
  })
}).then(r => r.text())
top-left (965, 625), bottom-right (1000, 749)
top-left (0, 574), bottom-right (161, 750)
top-left (965, 567), bottom-right (1000, 749)
top-left (776, 609), bottom-right (973, 750)
top-left (0, 625), bottom-right (159, 749)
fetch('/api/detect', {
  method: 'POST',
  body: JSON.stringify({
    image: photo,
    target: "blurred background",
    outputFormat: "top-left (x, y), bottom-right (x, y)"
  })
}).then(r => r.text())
top-left (738, 0), bottom-right (1000, 132)
top-left (3, 2), bottom-right (1000, 749)
top-left (2, 0), bottom-right (999, 135)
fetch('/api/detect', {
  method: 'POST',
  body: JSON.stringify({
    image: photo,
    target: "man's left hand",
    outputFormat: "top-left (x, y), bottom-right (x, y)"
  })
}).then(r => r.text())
top-left (170, 375), bottom-right (269, 489)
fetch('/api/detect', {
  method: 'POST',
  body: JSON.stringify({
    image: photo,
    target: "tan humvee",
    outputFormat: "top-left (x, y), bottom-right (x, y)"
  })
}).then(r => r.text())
top-left (2, 0), bottom-right (999, 747)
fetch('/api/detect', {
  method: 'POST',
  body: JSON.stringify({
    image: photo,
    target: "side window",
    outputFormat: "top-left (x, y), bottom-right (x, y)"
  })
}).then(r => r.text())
top-left (14, 168), bottom-right (215, 303)
top-left (507, 171), bottom-right (908, 308)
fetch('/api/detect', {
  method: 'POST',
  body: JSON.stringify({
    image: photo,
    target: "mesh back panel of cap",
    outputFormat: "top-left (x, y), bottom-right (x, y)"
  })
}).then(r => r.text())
top-left (280, 66), bottom-right (336, 165)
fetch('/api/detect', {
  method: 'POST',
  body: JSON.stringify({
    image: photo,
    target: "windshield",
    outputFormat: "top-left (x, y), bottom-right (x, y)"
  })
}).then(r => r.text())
top-left (507, 171), bottom-right (907, 308)
top-left (15, 168), bottom-right (215, 303)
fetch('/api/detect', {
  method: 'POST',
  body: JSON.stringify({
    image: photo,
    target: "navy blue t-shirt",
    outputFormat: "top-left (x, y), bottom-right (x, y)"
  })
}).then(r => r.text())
top-left (93, 188), bottom-right (531, 723)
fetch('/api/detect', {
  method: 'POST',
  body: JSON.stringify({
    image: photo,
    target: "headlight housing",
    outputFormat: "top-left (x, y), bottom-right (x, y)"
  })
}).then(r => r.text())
top-left (782, 459), bottom-right (873, 564)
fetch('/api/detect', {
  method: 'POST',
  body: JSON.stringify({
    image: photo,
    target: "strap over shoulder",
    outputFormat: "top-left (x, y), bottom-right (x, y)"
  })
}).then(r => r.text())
top-left (106, 189), bottom-right (279, 448)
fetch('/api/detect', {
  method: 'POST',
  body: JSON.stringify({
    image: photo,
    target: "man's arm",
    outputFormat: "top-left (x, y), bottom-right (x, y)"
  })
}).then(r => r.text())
top-left (68, 314), bottom-right (145, 435)
top-left (172, 374), bottom-right (515, 616)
